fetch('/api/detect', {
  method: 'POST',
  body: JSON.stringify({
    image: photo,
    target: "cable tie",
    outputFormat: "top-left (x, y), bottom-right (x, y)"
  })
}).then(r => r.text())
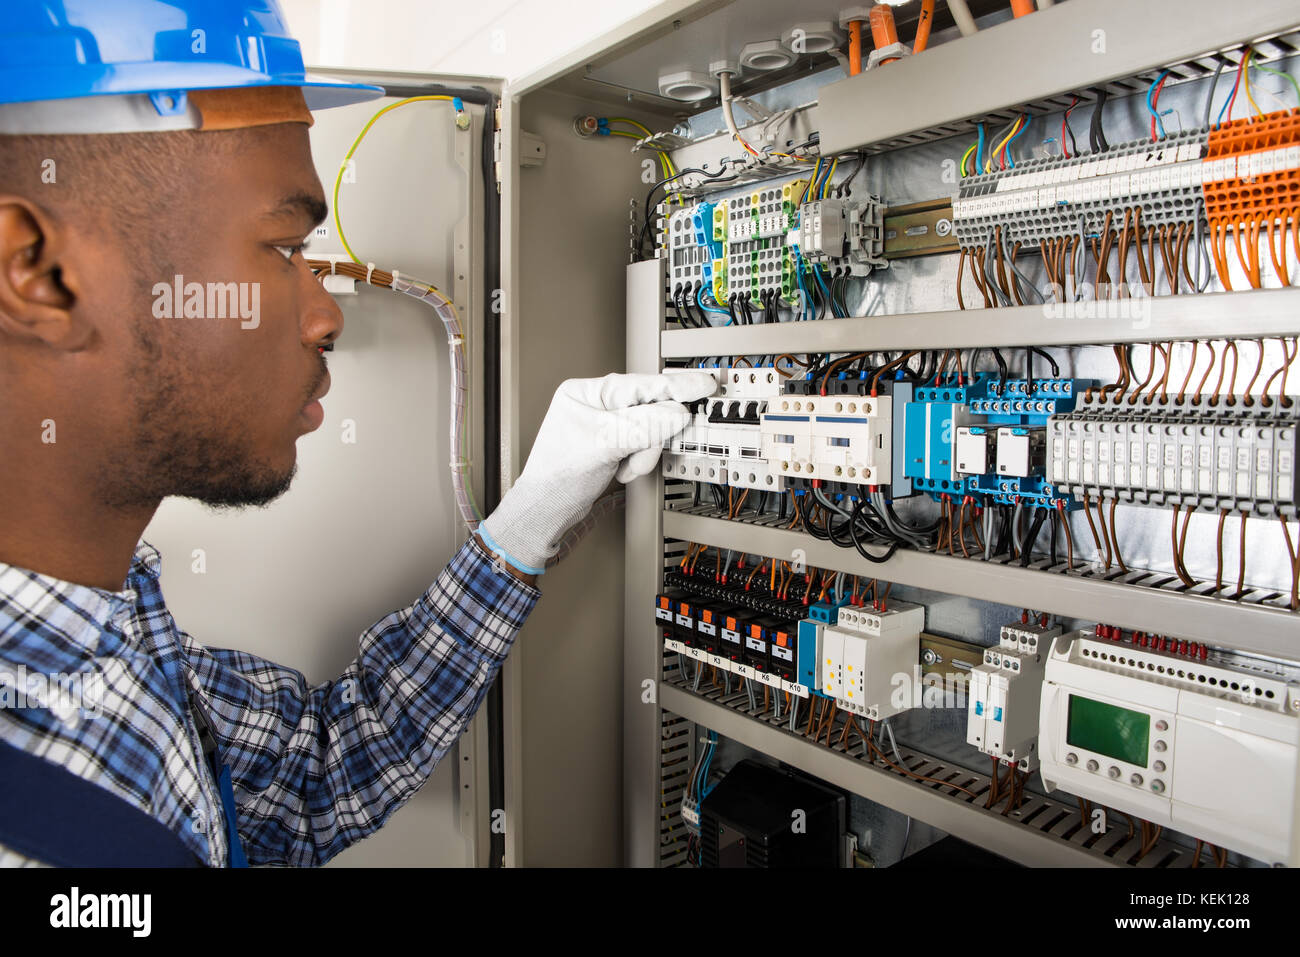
top-left (392, 269), bottom-right (400, 286)
top-left (330, 259), bottom-right (337, 275)
top-left (365, 262), bottom-right (376, 284)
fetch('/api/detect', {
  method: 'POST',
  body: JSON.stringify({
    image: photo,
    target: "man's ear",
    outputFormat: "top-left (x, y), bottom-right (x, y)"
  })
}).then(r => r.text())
top-left (0, 198), bottom-right (86, 350)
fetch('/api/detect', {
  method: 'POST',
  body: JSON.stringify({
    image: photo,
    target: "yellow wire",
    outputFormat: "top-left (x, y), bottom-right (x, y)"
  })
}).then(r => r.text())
top-left (986, 116), bottom-right (1024, 173)
top-left (608, 116), bottom-right (655, 138)
top-left (333, 95), bottom-right (459, 264)
top-left (960, 143), bottom-right (977, 177)
top-left (803, 158), bottom-right (822, 204)
top-left (1243, 50), bottom-right (1265, 118)
top-left (608, 129), bottom-right (673, 180)
top-left (821, 158), bottom-right (838, 199)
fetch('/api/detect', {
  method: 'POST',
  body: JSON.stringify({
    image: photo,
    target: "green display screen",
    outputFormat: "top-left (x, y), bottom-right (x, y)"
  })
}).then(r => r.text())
top-left (1066, 695), bottom-right (1150, 767)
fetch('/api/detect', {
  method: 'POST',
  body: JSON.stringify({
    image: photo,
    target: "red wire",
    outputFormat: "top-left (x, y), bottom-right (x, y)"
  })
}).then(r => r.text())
top-left (1150, 74), bottom-right (1168, 141)
top-left (998, 117), bottom-right (1023, 170)
top-left (1223, 49), bottom-right (1247, 126)
top-left (1062, 96), bottom-right (1079, 159)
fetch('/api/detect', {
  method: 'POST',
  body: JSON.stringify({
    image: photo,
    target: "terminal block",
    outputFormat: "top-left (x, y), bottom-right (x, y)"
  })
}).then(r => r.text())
top-left (1046, 391), bottom-right (1300, 517)
top-left (954, 128), bottom-right (1208, 250)
top-left (656, 589), bottom-right (806, 699)
top-left (665, 205), bottom-right (711, 294)
top-left (795, 195), bottom-right (887, 276)
top-left (818, 602), bottom-right (923, 721)
top-left (966, 620), bottom-right (1060, 771)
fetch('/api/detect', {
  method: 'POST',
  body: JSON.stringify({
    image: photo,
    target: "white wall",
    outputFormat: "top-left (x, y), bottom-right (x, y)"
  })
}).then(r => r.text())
top-left (280, 0), bottom-right (665, 81)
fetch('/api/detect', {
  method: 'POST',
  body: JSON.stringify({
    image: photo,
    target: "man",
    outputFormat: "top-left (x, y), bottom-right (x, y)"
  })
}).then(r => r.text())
top-left (0, 1), bottom-right (712, 866)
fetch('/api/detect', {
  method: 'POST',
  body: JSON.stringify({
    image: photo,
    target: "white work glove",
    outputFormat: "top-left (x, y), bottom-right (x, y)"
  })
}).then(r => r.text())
top-left (479, 371), bottom-right (716, 574)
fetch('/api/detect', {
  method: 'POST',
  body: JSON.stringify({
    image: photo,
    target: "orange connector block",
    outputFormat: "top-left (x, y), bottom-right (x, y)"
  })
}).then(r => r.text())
top-left (1202, 108), bottom-right (1300, 289)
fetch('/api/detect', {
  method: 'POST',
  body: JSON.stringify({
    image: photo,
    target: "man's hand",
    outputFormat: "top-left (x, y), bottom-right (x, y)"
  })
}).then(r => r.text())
top-left (478, 371), bottom-right (716, 575)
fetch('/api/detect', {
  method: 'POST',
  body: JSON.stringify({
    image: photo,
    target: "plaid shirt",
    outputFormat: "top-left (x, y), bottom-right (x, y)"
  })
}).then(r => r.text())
top-left (0, 535), bottom-right (538, 867)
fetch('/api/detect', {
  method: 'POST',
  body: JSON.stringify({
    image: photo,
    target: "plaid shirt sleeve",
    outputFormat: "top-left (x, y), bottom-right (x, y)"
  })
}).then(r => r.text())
top-left (180, 535), bottom-right (539, 867)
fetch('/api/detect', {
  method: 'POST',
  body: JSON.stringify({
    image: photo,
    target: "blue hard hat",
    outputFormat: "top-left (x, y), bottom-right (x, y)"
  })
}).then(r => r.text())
top-left (0, 0), bottom-right (384, 110)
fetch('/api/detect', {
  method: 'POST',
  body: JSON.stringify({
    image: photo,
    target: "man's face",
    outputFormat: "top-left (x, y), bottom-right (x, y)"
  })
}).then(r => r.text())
top-left (82, 123), bottom-right (344, 510)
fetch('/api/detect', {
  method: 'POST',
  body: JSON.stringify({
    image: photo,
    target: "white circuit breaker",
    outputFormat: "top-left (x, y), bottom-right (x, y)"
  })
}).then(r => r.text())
top-left (819, 602), bottom-right (923, 721)
top-left (966, 620), bottom-right (1060, 771)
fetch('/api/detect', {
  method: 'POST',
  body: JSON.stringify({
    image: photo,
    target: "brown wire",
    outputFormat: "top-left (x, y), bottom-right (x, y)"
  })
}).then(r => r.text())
top-left (866, 729), bottom-right (977, 799)
top-left (1082, 492), bottom-right (1104, 561)
top-left (1193, 340), bottom-right (1217, 403)
top-left (957, 248), bottom-right (968, 310)
top-left (1144, 343), bottom-right (1169, 405)
top-left (1128, 342), bottom-right (1159, 404)
top-left (1158, 340), bottom-right (1174, 404)
top-left (1216, 509), bottom-right (1228, 594)
top-left (1178, 505), bottom-right (1195, 587)
top-left (1095, 495), bottom-right (1112, 570)
top-left (1281, 518), bottom-right (1299, 611)
top-left (1213, 340), bottom-right (1237, 405)
top-left (1108, 497), bottom-right (1127, 573)
top-left (1120, 208), bottom-right (1137, 296)
top-left (1176, 340), bottom-right (1199, 404)
top-left (1237, 511), bottom-right (1248, 598)
top-left (1172, 506), bottom-right (1195, 588)
top-left (1060, 504), bottom-right (1075, 571)
top-left (1243, 339), bottom-right (1265, 406)
top-left (1009, 242), bottom-right (1025, 306)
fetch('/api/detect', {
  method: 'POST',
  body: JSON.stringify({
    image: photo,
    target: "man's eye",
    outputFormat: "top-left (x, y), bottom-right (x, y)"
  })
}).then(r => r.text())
top-left (273, 241), bottom-right (310, 261)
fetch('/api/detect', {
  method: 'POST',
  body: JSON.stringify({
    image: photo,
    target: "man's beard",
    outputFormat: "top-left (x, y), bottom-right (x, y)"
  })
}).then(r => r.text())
top-left (98, 321), bottom-right (304, 511)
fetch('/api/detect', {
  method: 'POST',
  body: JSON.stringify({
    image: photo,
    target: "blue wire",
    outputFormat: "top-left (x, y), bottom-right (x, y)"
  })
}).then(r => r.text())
top-left (699, 732), bottom-right (719, 798)
top-left (1216, 77), bottom-right (1234, 127)
top-left (812, 263), bottom-right (833, 301)
top-left (794, 249), bottom-right (813, 320)
top-left (697, 285), bottom-right (731, 324)
top-left (1004, 116), bottom-right (1031, 170)
top-left (1147, 70), bottom-right (1170, 139)
top-left (976, 123), bottom-right (986, 173)
top-left (818, 160), bottom-right (834, 198)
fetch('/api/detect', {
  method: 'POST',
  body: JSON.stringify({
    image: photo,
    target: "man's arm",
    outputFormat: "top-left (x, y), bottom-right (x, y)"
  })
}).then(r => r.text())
top-left (184, 371), bottom-right (713, 866)
top-left (182, 533), bottom-right (538, 866)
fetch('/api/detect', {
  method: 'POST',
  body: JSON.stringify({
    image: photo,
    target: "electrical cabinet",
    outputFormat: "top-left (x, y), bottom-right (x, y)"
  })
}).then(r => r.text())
top-left (291, 0), bottom-right (1300, 867)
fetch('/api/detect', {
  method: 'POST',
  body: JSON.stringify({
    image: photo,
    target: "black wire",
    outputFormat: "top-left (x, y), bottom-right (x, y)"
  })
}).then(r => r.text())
top-left (1025, 347), bottom-right (1033, 392)
top-left (638, 165), bottom-right (742, 261)
top-left (1031, 347), bottom-right (1059, 377)
top-left (994, 505), bottom-right (1011, 556)
top-left (688, 282), bottom-right (705, 327)
top-left (1020, 508), bottom-right (1048, 567)
top-left (1049, 510), bottom-right (1059, 566)
top-left (849, 499), bottom-right (900, 563)
top-left (1089, 88), bottom-right (1110, 153)
top-left (833, 151), bottom-right (865, 197)
top-left (800, 493), bottom-right (830, 540)
top-left (1063, 96), bottom-right (1080, 157)
top-left (992, 348), bottom-right (1009, 394)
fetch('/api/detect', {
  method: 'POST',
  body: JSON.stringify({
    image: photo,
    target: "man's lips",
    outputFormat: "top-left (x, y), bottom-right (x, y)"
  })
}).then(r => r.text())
top-left (300, 372), bottom-right (331, 431)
